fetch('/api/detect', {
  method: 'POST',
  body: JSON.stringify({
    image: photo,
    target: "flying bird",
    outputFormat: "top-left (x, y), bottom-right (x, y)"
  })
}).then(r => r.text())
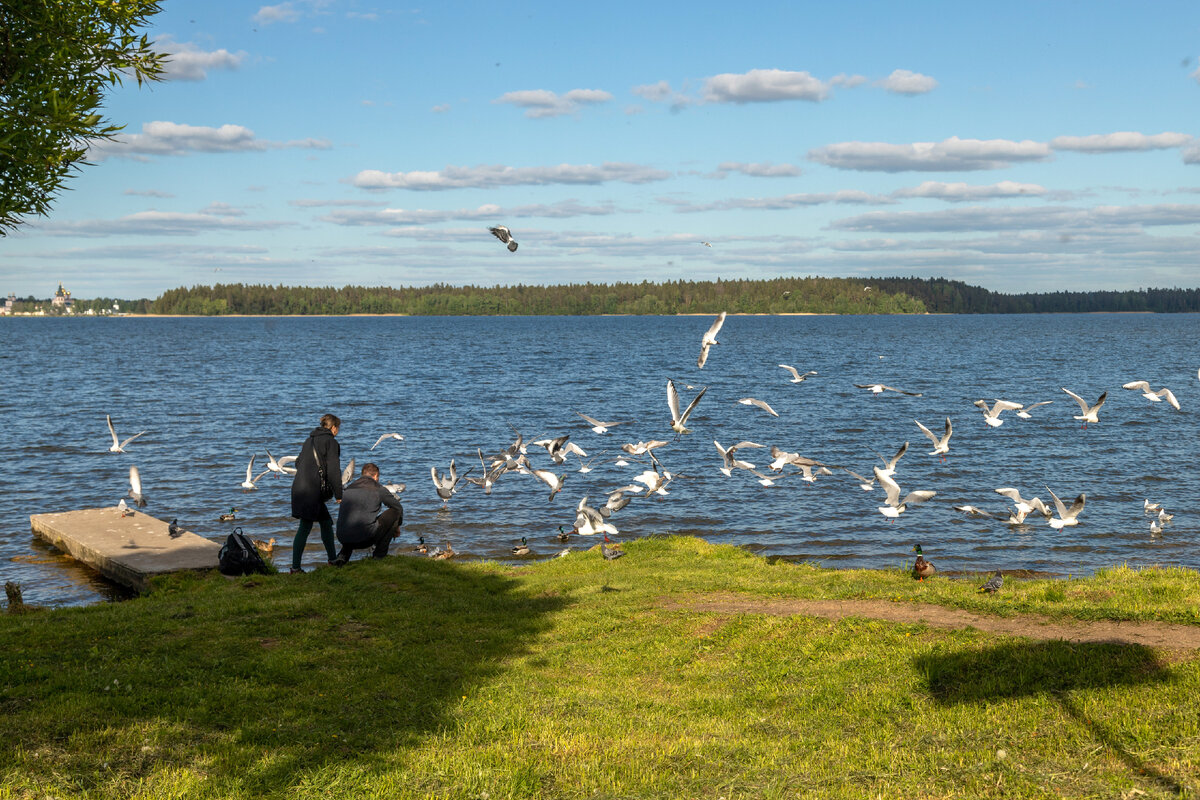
top-left (873, 466), bottom-right (935, 519)
top-left (697, 311), bottom-right (726, 368)
top-left (667, 379), bottom-right (707, 435)
top-left (128, 465), bottom-right (147, 507)
top-left (737, 397), bottom-right (778, 417)
top-left (1015, 401), bottom-right (1053, 419)
top-left (875, 441), bottom-right (909, 478)
top-left (241, 455), bottom-right (270, 490)
top-left (489, 225), bottom-right (518, 252)
top-left (576, 412), bottom-right (629, 435)
top-left (264, 450), bottom-right (297, 477)
top-left (529, 467), bottom-right (566, 502)
top-left (370, 432), bottom-right (405, 450)
top-left (1045, 485), bottom-right (1086, 529)
top-left (973, 399), bottom-right (1023, 428)
top-left (855, 383), bottom-right (922, 397)
top-left (431, 460), bottom-right (471, 506)
top-left (914, 417), bottom-right (952, 460)
top-left (714, 439), bottom-right (764, 477)
top-left (106, 414), bottom-right (145, 453)
top-left (778, 365), bottom-right (817, 383)
top-left (1122, 381), bottom-right (1181, 410)
top-left (1062, 388), bottom-right (1106, 428)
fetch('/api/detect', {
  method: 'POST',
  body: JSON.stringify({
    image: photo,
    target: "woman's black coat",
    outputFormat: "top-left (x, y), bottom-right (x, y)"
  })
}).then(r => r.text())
top-left (290, 426), bottom-right (343, 520)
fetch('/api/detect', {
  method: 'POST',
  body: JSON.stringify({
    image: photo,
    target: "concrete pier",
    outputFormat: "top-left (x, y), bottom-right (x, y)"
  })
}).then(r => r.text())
top-left (30, 508), bottom-right (222, 592)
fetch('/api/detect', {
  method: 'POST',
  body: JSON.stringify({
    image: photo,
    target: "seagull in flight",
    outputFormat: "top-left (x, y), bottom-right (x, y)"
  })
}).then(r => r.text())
top-left (1045, 486), bottom-right (1086, 529)
top-left (855, 383), bottom-right (922, 397)
top-left (737, 397), bottom-right (779, 417)
top-left (264, 450), bottom-right (297, 477)
top-left (668, 379), bottom-right (707, 435)
top-left (1062, 388), bottom-right (1106, 428)
top-left (431, 460), bottom-right (472, 506)
top-left (370, 432), bottom-right (405, 450)
top-left (576, 412), bottom-right (629, 435)
top-left (529, 467), bottom-right (566, 501)
top-left (873, 466), bottom-right (935, 519)
top-left (1015, 401), bottom-right (1053, 419)
top-left (973, 399), bottom-right (1023, 428)
top-left (995, 487), bottom-right (1053, 519)
top-left (128, 465), bottom-right (148, 507)
top-left (488, 225), bottom-right (518, 252)
top-left (778, 365), bottom-right (817, 383)
top-left (914, 417), bottom-right (952, 460)
top-left (875, 441), bottom-right (909, 478)
top-left (106, 414), bottom-right (145, 453)
top-left (697, 311), bottom-right (726, 369)
top-left (241, 455), bottom-right (270, 490)
top-left (1122, 381), bottom-right (1181, 410)
top-left (714, 440), bottom-right (763, 477)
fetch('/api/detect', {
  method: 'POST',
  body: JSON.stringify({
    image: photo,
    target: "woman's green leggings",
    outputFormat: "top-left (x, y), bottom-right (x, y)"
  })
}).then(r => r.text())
top-left (293, 516), bottom-right (336, 569)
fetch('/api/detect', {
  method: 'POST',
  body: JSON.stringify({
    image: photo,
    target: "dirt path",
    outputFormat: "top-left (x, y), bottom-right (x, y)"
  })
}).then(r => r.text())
top-left (661, 594), bottom-right (1200, 651)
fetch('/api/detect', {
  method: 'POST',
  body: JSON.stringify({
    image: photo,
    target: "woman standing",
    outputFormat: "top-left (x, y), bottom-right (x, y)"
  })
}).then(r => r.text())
top-left (289, 413), bottom-right (343, 573)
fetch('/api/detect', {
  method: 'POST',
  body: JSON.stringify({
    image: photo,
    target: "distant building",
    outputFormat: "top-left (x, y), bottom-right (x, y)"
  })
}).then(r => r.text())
top-left (51, 282), bottom-right (74, 313)
top-left (0, 294), bottom-right (13, 315)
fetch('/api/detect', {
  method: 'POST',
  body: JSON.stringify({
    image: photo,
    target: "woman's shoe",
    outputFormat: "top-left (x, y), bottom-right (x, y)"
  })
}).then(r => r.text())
top-left (288, 567), bottom-right (305, 574)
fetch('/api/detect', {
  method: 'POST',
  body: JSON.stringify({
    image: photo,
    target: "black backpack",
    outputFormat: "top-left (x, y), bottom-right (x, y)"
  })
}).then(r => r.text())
top-left (218, 527), bottom-right (268, 576)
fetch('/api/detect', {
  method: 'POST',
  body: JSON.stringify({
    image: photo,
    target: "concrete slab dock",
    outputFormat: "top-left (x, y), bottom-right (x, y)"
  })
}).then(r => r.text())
top-left (30, 508), bottom-right (222, 592)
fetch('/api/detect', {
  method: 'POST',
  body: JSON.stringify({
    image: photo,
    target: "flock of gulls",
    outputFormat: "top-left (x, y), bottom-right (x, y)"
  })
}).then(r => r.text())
top-left (102, 310), bottom-right (1197, 579)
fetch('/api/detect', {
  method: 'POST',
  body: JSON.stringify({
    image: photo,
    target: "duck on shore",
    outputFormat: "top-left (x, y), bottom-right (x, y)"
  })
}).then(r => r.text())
top-left (912, 544), bottom-right (935, 581)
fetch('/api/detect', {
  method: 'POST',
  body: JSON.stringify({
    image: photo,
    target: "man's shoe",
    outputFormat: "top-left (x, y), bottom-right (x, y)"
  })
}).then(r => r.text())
top-left (288, 567), bottom-right (305, 575)
top-left (332, 556), bottom-right (348, 567)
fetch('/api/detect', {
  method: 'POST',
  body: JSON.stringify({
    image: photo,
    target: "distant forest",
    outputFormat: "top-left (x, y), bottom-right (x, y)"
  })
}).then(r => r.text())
top-left (144, 277), bottom-right (1200, 316)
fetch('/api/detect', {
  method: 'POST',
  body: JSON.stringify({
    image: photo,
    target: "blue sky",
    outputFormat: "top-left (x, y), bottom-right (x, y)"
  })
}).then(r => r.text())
top-left (4, 0), bottom-right (1200, 298)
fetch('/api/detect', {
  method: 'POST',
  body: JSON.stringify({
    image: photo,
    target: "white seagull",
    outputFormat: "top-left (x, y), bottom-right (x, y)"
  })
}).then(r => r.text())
top-left (875, 441), bottom-right (909, 478)
top-left (488, 225), bottom-right (518, 252)
top-left (713, 440), bottom-right (763, 477)
top-left (995, 487), bottom-right (1053, 519)
top-left (241, 455), bottom-right (270, 490)
top-left (697, 311), bottom-right (726, 369)
top-left (914, 417), bottom-right (952, 459)
top-left (106, 414), bottom-right (146, 453)
top-left (855, 383), bottom-right (922, 397)
top-left (1144, 499), bottom-right (1162, 514)
top-left (370, 432), bottom-right (405, 450)
top-left (1062, 388), bottom-right (1106, 428)
top-left (1045, 486), bottom-right (1086, 529)
top-left (574, 495), bottom-right (618, 536)
top-left (667, 379), bottom-right (707, 435)
top-left (264, 450), bottom-right (297, 477)
top-left (576, 412), bottom-right (629, 435)
top-left (973, 399), bottom-right (1024, 428)
top-left (873, 466), bottom-right (935, 519)
top-left (1122, 381), bottom-right (1181, 411)
top-left (128, 465), bottom-right (148, 507)
top-left (843, 468), bottom-right (878, 491)
top-left (532, 435), bottom-right (588, 465)
top-left (431, 460), bottom-right (471, 506)
top-left (529, 468), bottom-right (566, 502)
top-left (779, 365), bottom-right (817, 384)
top-left (1015, 401), bottom-right (1053, 419)
top-left (737, 397), bottom-right (779, 417)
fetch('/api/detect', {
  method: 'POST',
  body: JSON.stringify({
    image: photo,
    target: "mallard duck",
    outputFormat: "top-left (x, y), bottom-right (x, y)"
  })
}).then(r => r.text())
top-left (511, 537), bottom-right (531, 556)
top-left (556, 525), bottom-right (572, 542)
top-left (219, 507), bottom-right (238, 522)
top-left (432, 543), bottom-right (456, 560)
top-left (414, 536), bottom-right (428, 554)
top-left (252, 537), bottom-right (275, 556)
top-left (911, 544), bottom-right (935, 581)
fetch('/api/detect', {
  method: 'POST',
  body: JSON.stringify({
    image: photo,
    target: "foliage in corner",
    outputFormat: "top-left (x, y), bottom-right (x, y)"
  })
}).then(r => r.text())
top-left (0, 0), bottom-right (166, 235)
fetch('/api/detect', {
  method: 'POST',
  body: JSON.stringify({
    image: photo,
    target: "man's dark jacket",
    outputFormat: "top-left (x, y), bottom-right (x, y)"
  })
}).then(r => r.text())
top-left (336, 475), bottom-right (404, 544)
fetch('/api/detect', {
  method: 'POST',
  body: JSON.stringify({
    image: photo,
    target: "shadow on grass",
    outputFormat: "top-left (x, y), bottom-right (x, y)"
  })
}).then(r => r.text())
top-left (0, 555), bottom-right (571, 793)
top-left (915, 640), bottom-right (1185, 795)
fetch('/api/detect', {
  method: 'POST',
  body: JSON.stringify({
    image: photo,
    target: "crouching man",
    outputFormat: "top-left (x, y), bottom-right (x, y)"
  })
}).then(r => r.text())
top-left (333, 462), bottom-right (403, 564)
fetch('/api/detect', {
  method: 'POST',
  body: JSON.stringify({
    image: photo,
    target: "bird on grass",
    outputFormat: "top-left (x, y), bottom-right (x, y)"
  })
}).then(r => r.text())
top-left (912, 544), bottom-right (935, 581)
top-left (978, 571), bottom-right (1003, 594)
top-left (511, 537), bottom-right (532, 556)
top-left (219, 507), bottom-right (238, 522)
top-left (600, 540), bottom-right (625, 560)
top-left (489, 225), bottom-right (518, 252)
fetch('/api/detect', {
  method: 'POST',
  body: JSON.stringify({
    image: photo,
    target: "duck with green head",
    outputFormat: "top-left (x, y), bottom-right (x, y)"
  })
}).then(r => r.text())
top-left (912, 543), bottom-right (935, 581)
top-left (512, 537), bottom-right (531, 556)
top-left (219, 507), bottom-right (238, 522)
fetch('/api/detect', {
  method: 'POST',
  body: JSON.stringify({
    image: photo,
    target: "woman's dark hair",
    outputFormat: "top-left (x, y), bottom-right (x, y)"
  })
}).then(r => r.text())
top-left (320, 413), bottom-right (341, 430)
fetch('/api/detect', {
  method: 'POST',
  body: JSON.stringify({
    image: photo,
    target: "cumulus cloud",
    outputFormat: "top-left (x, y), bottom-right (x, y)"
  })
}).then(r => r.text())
top-left (494, 88), bottom-right (613, 118)
top-left (891, 181), bottom-right (1048, 201)
top-left (90, 121), bottom-right (331, 159)
top-left (809, 136), bottom-right (1052, 172)
top-left (703, 69), bottom-right (830, 103)
top-left (156, 36), bottom-right (246, 81)
top-left (1050, 131), bottom-right (1193, 152)
top-left (875, 69), bottom-right (938, 95)
top-left (830, 73), bottom-right (869, 88)
top-left (322, 200), bottom-right (624, 226)
top-left (632, 80), bottom-right (673, 102)
top-left (710, 162), bottom-right (803, 179)
top-left (254, 2), bottom-right (302, 24)
top-left (349, 162), bottom-right (670, 191)
top-left (1185, 143), bottom-right (1200, 165)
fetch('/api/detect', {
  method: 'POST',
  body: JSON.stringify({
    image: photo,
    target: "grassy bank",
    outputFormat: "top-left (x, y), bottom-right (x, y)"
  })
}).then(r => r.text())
top-left (2, 537), bottom-right (1199, 798)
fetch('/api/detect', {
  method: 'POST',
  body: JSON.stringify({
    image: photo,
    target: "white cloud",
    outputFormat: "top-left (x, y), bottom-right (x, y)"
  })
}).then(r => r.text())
top-left (322, 200), bottom-right (624, 226)
top-left (667, 190), bottom-right (893, 213)
top-left (1050, 131), bottom-right (1193, 152)
top-left (254, 3), bottom-right (301, 24)
top-left (90, 121), bottom-right (331, 159)
top-left (830, 73), bottom-right (869, 88)
top-left (703, 69), bottom-right (830, 104)
top-left (350, 162), bottom-right (670, 190)
top-left (124, 189), bottom-right (175, 198)
top-left (875, 69), bottom-right (938, 95)
top-left (1185, 143), bottom-right (1200, 165)
top-left (891, 181), bottom-right (1048, 201)
top-left (830, 203), bottom-right (1200, 233)
top-left (494, 88), bottom-right (613, 118)
top-left (632, 80), bottom-right (673, 101)
top-left (711, 162), bottom-right (803, 179)
top-left (156, 36), bottom-right (246, 81)
top-left (809, 137), bottom-right (1052, 172)
top-left (32, 207), bottom-right (295, 237)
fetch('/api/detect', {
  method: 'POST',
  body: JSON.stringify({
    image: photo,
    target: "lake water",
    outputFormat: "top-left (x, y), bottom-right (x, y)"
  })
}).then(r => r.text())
top-left (1, 314), bottom-right (1197, 607)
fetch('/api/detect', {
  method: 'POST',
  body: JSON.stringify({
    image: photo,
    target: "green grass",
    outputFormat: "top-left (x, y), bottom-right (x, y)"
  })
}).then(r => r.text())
top-left (2, 536), bottom-right (1198, 798)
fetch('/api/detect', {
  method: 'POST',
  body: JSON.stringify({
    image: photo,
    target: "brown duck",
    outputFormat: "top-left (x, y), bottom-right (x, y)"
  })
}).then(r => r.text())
top-left (912, 543), bottom-right (935, 581)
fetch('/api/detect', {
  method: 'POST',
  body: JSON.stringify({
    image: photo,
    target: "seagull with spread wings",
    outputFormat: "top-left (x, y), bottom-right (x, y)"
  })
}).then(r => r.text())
top-left (697, 311), bottom-right (726, 369)
top-left (488, 225), bottom-right (518, 252)
top-left (973, 399), bottom-right (1024, 428)
top-left (1062, 388), bottom-right (1107, 428)
top-left (1122, 381), bottom-right (1181, 410)
top-left (914, 417), bottom-right (952, 460)
top-left (668, 379), bottom-right (707, 435)
top-left (854, 383), bottom-right (922, 397)
top-left (106, 414), bottom-right (145, 453)
top-left (779, 365), bottom-right (818, 383)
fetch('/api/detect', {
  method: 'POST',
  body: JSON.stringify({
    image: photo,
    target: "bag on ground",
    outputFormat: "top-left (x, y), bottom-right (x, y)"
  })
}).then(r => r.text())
top-left (218, 527), bottom-right (268, 576)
